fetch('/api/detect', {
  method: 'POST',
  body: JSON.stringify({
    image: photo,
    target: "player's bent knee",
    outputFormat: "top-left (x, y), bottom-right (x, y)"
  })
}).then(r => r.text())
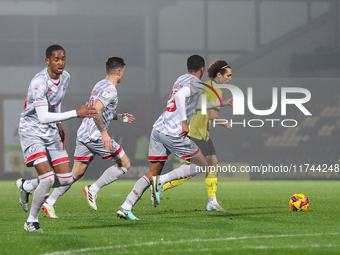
top-left (118, 159), bottom-right (131, 170)
top-left (117, 154), bottom-right (131, 170)
top-left (56, 173), bottom-right (75, 186)
top-left (38, 172), bottom-right (55, 198)
top-left (39, 172), bottom-right (55, 189)
top-left (75, 172), bottom-right (85, 179)
top-left (123, 160), bottom-right (131, 170)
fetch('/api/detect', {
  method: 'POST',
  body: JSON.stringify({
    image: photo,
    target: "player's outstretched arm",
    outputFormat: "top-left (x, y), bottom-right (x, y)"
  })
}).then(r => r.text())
top-left (122, 113), bottom-right (135, 123)
top-left (208, 109), bottom-right (232, 131)
top-left (36, 103), bottom-right (96, 124)
top-left (113, 113), bottom-right (135, 123)
top-left (76, 102), bottom-right (97, 118)
top-left (196, 97), bottom-right (232, 111)
top-left (221, 97), bottom-right (233, 107)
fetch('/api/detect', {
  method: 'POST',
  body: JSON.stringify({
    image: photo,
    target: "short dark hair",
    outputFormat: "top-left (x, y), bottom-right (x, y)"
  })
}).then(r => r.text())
top-left (46, 45), bottom-right (65, 58)
top-left (207, 59), bottom-right (231, 79)
top-left (187, 55), bottom-right (205, 72)
top-left (106, 57), bottom-right (126, 75)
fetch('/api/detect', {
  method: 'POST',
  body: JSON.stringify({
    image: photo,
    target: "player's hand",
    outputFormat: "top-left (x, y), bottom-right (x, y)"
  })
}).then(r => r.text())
top-left (102, 132), bottom-right (112, 151)
top-left (225, 121), bottom-right (232, 131)
top-left (122, 113), bottom-right (135, 123)
top-left (179, 120), bottom-right (189, 138)
top-left (76, 102), bottom-right (98, 118)
top-left (222, 97), bottom-right (233, 107)
top-left (56, 123), bottom-right (66, 143)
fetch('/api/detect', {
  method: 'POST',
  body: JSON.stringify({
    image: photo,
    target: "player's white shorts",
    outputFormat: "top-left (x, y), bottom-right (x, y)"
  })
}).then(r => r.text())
top-left (148, 128), bottom-right (200, 161)
top-left (19, 131), bottom-right (69, 167)
top-left (74, 138), bottom-right (125, 163)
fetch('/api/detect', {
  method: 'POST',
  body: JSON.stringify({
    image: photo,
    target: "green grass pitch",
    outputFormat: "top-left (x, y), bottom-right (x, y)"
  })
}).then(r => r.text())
top-left (0, 180), bottom-right (340, 255)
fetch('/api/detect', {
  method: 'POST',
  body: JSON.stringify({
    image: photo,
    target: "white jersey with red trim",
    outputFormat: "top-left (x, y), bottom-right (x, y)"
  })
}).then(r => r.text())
top-left (77, 78), bottom-right (118, 143)
top-left (19, 68), bottom-right (70, 137)
top-left (153, 73), bottom-right (202, 137)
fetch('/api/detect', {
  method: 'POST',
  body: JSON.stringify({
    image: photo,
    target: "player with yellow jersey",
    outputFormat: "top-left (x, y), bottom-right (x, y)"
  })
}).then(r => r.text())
top-left (162, 59), bottom-right (232, 211)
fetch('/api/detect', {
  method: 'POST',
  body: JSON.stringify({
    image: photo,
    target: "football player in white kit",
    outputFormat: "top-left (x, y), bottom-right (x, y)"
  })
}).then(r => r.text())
top-left (117, 55), bottom-right (233, 220)
top-left (17, 45), bottom-right (97, 232)
top-left (42, 57), bottom-right (135, 217)
top-left (18, 57), bottom-right (135, 219)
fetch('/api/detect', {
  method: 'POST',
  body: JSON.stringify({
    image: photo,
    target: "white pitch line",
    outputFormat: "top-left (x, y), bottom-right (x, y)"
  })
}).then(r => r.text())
top-left (111, 244), bottom-right (340, 255)
top-left (41, 232), bottom-right (340, 255)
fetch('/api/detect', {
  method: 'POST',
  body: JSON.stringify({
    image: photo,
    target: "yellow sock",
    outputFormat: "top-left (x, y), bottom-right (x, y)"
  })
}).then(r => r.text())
top-left (205, 177), bottom-right (217, 199)
top-left (162, 177), bottom-right (191, 192)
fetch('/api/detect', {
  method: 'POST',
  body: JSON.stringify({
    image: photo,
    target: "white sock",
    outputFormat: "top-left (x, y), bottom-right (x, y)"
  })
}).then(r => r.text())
top-left (23, 178), bottom-right (39, 193)
top-left (121, 175), bottom-right (150, 211)
top-left (46, 185), bottom-right (72, 206)
top-left (54, 173), bottom-right (77, 187)
top-left (90, 165), bottom-right (127, 193)
top-left (208, 197), bottom-right (218, 203)
top-left (27, 171), bottom-right (54, 223)
top-left (46, 174), bottom-right (79, 205)
top-left (159, 164), bottom-right (202, 185)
